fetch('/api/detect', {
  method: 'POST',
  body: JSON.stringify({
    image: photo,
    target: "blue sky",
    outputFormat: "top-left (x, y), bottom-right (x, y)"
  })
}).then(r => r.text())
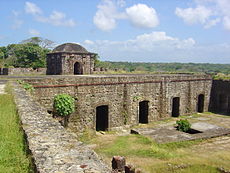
top-left (0, 0), bottom-right (230, 63)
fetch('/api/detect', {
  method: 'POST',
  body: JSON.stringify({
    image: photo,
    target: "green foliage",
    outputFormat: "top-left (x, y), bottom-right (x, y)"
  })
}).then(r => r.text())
top-left (20, 37), bottom-right (55, 49)
top-left (176, 119), bottom-right (191, 132)
top-left (53, 94), bottom-right (75, 117)
top-left (213, 73), bottom-right (230, 80)
top-left (0, 37), bottom-right (52, 68)
top-left (133, 96), bottom-right (141, 102)
top-left (95, 61), bottom-right (230, 74)
top-left (22, 83), bottom-right (34, 92)
top-left (17, 80), bottom-right (34, 92)
top-left (0, 84), bottom-right (32, 172)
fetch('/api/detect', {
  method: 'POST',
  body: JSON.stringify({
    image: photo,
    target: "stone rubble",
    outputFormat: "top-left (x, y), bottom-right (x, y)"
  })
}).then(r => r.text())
top-left (13, 83), bottom-right (110, 173)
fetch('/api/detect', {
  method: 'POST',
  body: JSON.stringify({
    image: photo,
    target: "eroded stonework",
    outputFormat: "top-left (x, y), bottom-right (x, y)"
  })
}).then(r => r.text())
top-left (25, 74), bottom-right (212, 133)
top-left (46, 43), bottom-right (96, 75)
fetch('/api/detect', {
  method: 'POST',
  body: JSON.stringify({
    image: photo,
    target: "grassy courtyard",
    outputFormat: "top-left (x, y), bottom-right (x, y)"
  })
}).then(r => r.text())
top-left (0, 83), bottom-right (32, 173)
top-left (82, 113), bottom-right (230, 173)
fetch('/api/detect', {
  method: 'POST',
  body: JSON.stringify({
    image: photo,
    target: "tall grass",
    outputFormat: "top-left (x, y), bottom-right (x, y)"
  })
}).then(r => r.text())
top-left (0, 83), bottom-right (32, 173)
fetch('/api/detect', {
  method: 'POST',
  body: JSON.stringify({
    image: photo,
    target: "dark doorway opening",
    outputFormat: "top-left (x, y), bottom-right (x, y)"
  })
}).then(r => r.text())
top-left (219, 94), bottom-right (227, 112)
top-left (197, 94), bottom-right (204, 113)
top-left (172, 97), bottom-right (180, 117)
top-left (96, 105), bottom-right (108, 131)
top-left (139, 101), bottom-right (149, 123)
top-left (74, 62), bottom-right (82, 75)
top-left (227, 96), bottom-right (230, 114)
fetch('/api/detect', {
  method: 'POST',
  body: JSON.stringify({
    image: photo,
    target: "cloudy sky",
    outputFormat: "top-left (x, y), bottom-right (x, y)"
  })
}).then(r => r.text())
top-left (0, 0), bottom-right (230, 63)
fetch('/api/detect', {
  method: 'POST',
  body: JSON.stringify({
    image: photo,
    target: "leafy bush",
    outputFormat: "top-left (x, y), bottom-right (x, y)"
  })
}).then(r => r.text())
top-left (176, 119), bottom-right (191, 132)
top-left (17, 80), bottom-right (34, 92)
top-left (53, 94), bottom-right (75, 117)
top-left (22, 83), bottom-right (34, 92)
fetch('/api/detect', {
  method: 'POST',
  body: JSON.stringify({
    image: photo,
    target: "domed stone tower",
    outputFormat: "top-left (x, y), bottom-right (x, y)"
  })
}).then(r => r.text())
top-left (46, 43), bottom-right (96, 75)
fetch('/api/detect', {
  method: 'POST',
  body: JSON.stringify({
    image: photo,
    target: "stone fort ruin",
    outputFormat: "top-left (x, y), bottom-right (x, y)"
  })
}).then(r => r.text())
top-left (23, 43), bottom-right (214, 133)
top-left (46, 43), bottom-right (96, 75)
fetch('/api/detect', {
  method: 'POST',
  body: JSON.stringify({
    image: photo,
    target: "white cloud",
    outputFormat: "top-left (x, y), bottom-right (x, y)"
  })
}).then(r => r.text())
top-left (11, 10), bottom-right (23, 29)
top-left (25, 1), bottom-right (42, 15)
top-left (223, 16), bottom-right (230, 30)
top-left (175, 6), bottom-right (212, 25)
top-left (117, 0), bottom-right (126, 7)
top-left (83, 40), bottom-right (94, 45)
top-left (83, 31), bottom-right (197, 62)
top-left (36, 11), bottom-right (76, 27)
top-left (176, 0), bottom-right (230, 31)
top-left (24, 2), bottom-right (76, 27)
top-left (93, 0), bottom-right (126, 31)
top-left (83, 33), bottom-right (230, 63)
top-left (28, 29), bottom-right (40, 36)
top-left (126, 4), bottom-right (159, 28)
top-left (93, 0), bottom-right (159, 31)
top-left (204, 18), bottom-right (220, 28)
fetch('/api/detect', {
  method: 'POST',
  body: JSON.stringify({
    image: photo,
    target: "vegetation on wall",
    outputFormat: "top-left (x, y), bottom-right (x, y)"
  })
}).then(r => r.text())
top-left (53, 94), bottom-right (75, 117)
top-left (17, 80), bottom-right (34, 92)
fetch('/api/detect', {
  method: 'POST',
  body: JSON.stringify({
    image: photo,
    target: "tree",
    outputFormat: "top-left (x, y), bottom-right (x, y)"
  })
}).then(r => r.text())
top-left (0, 46), bottom-right (7, 59)
top-left (6, 43), bottom-right (50, 68)
top-left (20, 37), bottom-right (55, 49)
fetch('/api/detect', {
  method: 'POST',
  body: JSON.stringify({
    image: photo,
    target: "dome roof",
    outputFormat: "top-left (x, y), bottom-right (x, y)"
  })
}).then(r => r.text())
top-left (52, 43), bottom-right (88, 53)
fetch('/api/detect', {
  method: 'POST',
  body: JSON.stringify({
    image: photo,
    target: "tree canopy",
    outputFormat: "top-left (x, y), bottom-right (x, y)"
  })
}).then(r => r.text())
top-left (95, 61), bottom-right (230, 74)
top-left (0, 37), bottom-right (52, 68)
top-left (20, 37), bottom-right (55, 49)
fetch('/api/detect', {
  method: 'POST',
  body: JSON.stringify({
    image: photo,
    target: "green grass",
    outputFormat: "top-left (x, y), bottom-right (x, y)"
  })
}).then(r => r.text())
top-left (91, 132), bottom-right (230, 173)
top-left (95, 134), bottom-right (202, 159)
top-left (154, 164), bottom-right (219, 173)
top-left (0, 83), bottom-right (32, 173)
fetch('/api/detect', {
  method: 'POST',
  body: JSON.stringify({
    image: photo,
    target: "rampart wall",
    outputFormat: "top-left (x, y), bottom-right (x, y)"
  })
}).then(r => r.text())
top-left (209, 80), bottom-right (230, 114)
top-left (25, 74), bottom-right (212, 133)
top-left (13, 83), bottom-right (110, 172)
top-left (0, 68), bottom-right (46, 75)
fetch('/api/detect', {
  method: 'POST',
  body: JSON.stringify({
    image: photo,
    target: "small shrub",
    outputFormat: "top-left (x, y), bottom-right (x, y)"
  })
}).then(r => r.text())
top-left (23, 83), bottom-right (34, 92)
top-left (17, 80), bottom-right (34, 92)
top-left (53, 94), bottom-right (75, 117)
top-left (176, 119), bottom-right (191, 132)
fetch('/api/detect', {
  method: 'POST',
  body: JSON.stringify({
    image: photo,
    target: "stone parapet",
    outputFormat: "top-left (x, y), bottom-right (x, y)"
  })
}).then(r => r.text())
top-left (13, 83), bottom-right (110, 173)
top-left (0, 68), bottom-right (46, 75)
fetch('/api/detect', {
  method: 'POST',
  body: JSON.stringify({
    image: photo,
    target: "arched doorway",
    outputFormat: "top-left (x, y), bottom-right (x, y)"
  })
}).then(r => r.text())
top-left (96, 105), bottom-right (109, 131)
top-left (197, 94), bottom-right (204, 113)
top-left (172, 97), bottom-right (180, 117)
top-left (139, 101), bottom-right (149, 123)
top-left (74, 62), bottom-right (82, 75)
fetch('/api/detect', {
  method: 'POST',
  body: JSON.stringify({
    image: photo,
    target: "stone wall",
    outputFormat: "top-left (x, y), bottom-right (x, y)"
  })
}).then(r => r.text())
top-left (13, 83), bottom-right (110, 172)
top-left (0, 68), bottom-right (46, 75)
top-left (25, 74), bottom-right (212, 133)
top-left (209, 80), bottom-right (230, 114)
top-left (47, 53), bottom-right (95, 75)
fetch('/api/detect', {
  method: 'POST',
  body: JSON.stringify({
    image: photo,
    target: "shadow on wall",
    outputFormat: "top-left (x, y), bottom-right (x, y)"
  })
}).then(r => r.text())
top-left (209, 80), bottom-right (230, 116)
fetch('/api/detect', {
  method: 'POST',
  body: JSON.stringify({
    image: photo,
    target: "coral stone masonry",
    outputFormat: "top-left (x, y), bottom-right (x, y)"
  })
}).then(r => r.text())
top-left (13, 83), bottom-right (110, 173)
top-left (46, 43), bottom-right (96, 75)
top-left (24, 74), bottom-right (212, 133)
top-left (8, 42), bottom-right (229, 172)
